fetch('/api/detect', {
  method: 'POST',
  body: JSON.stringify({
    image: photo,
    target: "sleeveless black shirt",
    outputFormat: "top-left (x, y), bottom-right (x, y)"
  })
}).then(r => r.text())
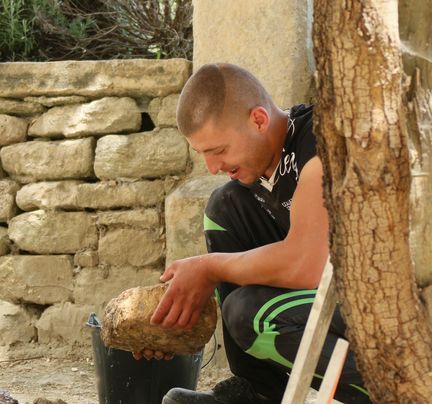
top-left (247, 104), bottom-right (316, 235)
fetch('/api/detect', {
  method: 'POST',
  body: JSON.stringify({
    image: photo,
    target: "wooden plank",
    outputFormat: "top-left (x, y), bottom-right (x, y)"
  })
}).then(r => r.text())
top-left (281, 259), bottom-right (337, 404)
top-left (316, 338), bottom-right (349, 404)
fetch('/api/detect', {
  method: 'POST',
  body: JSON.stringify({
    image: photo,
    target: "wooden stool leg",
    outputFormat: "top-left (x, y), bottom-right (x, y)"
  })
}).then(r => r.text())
top-left (281, 260), bottom-right (337, 404)
top-left (316, 338), bottom-right (349, 404)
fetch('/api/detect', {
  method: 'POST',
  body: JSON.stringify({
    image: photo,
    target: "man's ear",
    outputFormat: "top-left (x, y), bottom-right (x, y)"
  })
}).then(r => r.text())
top-left (249, 106), bottom-right (270, 132)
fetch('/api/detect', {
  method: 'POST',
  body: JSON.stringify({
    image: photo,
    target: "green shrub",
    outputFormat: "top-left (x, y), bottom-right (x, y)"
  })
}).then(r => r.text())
top-left (0, 0), bottom-right (36, 61)
top-left (0, 0), bottom-right (193, 62)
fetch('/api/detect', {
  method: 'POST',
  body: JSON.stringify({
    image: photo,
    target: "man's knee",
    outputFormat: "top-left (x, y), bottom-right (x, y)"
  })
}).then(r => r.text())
top-left (221, 285), bottom-right (261, 350)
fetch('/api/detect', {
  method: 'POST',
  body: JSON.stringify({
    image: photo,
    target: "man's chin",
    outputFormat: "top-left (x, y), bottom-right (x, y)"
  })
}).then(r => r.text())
top-left (237, 176), bottom-right (258, 186)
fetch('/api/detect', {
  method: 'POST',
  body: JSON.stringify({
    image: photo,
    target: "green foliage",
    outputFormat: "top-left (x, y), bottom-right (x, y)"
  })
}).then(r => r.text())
top-left (0, 0), bottom-right (193, 62)
top-left (0, 0), bottom-right (36, 61)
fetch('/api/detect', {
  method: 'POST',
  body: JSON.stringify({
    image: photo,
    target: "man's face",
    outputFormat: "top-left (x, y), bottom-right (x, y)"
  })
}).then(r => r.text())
top-left (187, 118), bottom-right (273, 185)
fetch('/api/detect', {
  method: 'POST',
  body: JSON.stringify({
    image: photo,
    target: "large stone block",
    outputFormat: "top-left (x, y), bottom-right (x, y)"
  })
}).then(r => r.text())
top-left (0, 227), bottom-right (9, 256)
top-left (0, 98), bottom-right (45, 115)
top-left (36, 302), bottom-right (95, 346)
top-left (94, 128), bottom-right (188, 180)
top-left (74, 266), bottom-right (161, 307)
top-left (8, 210), bottom-right (98, 254)
top-left (0, 115), bottom-right (28, 146)
top-left (193, 0), bottom-right (312, 108)
top-left (28, 97), bottom-right (141, 138)
top-left (0, 138), bottom-right (95, 183)
top-left (0, 59), bottom-right (192, 98)
top-left (0, 301), bottom-right (36, 346)
top-left (99, 228), bottom-right (164, 267)
top-left (0, 255), bottom-right (73, 304)
top-left (165, 175), bottom-right (228, 264)
top-left (24, 95), bottom-right (88, 107)
top-left (16, 180), bottom-right (165, 211)
top-left (97, 208), bottom-right (159, 227)
top-left (0, 179), bottom-right (20, 222)
top-left (399, 0), bottom-right (432, 59)
top-left (148, 94), bottom-right (179, 127)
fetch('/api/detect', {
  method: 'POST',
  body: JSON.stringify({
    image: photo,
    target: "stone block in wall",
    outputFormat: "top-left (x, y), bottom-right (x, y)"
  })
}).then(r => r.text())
top-left (0, 164), bottom-right (5, 179)
top-left (165, 175), bottom-right (228, 264)
top-left (94, 128), bottom-right (188, 180)
top-left (0, 255), bottom-right (73, 304)
top-left (193, 1), bottom-right (311, 108)
top-left (189, 146), bottom-right (211, 176)
top-left (74, 249), bottom-right (99, 268)
top-left (36, 302), bottom-right (95, 346)
top-left (0, 301), bottom-right (36, 346)
top-left (0, 59), bottom-right (192, 98)
top-left (16, 180), bottom-right (165, 211)
top-left (148, 94), bottom-right (179, 127)
top-left (28, 97), bottom-right (141, 138)
top-left (74, 266), bottom-right (161, 307)
top-left (0, 138), bottom-right (95, 183)
top-left (0, 98), bottom-right (45, 115)
top-left (24, 95), bottom-right (88, 107)
top-left (97, 208), bottom-right (159, 227)
top-left (0, 227), bottom-right (9, 256)
top-left (8, 210), bottom-right (98, 254)
top-left (0, 115), bottom-right (28, 146)
top-left (0, 179), bottom-right (20, 222)
top-left (99, 228), bottom-right (164, 267)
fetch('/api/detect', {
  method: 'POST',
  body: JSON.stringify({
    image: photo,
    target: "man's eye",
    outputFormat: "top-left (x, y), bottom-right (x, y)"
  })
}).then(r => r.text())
top-left (214, 148), bottom-right (225, 155)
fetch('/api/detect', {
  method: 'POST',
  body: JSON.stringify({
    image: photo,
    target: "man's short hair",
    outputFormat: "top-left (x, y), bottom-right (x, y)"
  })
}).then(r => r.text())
top-left (176, 63), bottom-right (272, 136)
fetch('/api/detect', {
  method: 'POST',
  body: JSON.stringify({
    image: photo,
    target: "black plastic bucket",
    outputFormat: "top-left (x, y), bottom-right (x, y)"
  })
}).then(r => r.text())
top-left (87, 313), bottom-right (203, 404)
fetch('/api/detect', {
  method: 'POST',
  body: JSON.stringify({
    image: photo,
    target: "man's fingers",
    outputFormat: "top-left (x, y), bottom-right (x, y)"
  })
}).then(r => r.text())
top-left (164, 353), bottom-right (174, 360)
top-left (160, 266), bottom-right (174, 282)
top-left (154, 351), bottom-right (164, 360)
top-left (132, 351), bottom-right (143, 360)
top-left (143, 349), bottom-right (155, 360)
top-left (161, 303), bottom-right (182, 328)
top-left (151, 294), bottom-right (173, 325)
top-left (186, 310), bottom-right (201, 329)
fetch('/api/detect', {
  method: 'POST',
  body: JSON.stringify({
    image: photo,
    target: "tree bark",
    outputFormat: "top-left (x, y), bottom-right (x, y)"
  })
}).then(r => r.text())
top-left (312, 1), bottom-right (432, 402)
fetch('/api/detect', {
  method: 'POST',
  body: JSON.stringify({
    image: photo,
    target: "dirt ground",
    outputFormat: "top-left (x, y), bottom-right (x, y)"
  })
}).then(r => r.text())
top-left (0, 352), bottom-right (232, 404)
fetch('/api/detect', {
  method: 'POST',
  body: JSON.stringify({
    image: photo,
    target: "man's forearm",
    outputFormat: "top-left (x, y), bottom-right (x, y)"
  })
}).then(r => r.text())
top-left (206, 238), bottom-right (327, 290)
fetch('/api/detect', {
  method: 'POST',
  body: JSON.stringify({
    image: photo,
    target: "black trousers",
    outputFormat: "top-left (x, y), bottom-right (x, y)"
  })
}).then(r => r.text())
top-left (204, 180), bottom-right (370, 403)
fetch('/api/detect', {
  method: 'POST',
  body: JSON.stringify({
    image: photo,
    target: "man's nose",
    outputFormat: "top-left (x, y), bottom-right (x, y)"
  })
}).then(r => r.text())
top-left (204, 155), bottom-right (222, 175)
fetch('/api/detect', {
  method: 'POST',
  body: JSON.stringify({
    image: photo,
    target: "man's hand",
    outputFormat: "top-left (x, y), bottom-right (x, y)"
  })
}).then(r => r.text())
top-left (150, 255), bottom-right (218, 329)
top-left (132, 349), bottom-right (174, 361)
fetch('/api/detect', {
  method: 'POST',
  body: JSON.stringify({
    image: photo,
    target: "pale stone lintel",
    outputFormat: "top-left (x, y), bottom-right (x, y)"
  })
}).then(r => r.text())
top-left (0, 59), bottom-right (192, 99)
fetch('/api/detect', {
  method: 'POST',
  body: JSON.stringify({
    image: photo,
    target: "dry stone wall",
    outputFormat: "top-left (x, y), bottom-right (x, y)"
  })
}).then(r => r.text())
top-left (0, 59), bottom-right (227, 358)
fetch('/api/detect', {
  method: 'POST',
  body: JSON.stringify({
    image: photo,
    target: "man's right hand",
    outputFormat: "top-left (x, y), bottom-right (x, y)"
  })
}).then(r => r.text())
top-left (132, 349), bottom-right (174, 361)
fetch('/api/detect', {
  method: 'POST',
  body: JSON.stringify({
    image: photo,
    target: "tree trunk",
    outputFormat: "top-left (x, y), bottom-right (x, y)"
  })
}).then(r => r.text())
top-left (312, 1), bottom-right (432, 402)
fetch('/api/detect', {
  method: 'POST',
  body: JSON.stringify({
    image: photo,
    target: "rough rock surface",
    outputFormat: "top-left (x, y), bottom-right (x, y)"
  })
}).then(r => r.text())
top-left (0, 227), bottom-right (9, 256)
top-left (73, 267), bottom-right (161, 307)
top-left (0, 138), bottom-right (95, 183)
top-left (28, 97), bottom-right (141, 138)
top-left (148, 94), bottom-right (179, 127)
top-left (0, 59), bottom-right (192, 98)
top-left (16, 180), bottom-right (165, 211)
top-left (0, 98), bottom-right (45, 115)
top-left (8, 210), bottom-right (97, 254)
top-left (0, 255), bottom-right (73, 304)
top-left (94, 128), bottom-right (188, 180)
top-left (24, 95), bottom-right (88, 107)
top-left (101, 284), bottom-right (217, 354)
top-left (165, 175), bottom-right (228, 264)
top-left (0, 179), bottom-right (20, 222)
top-left (36, 302), bottom-right (95, 346)
top-left (0, 300), bottom-right (36, 346)
top-left (0, 114), bottom-right (28, 146)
